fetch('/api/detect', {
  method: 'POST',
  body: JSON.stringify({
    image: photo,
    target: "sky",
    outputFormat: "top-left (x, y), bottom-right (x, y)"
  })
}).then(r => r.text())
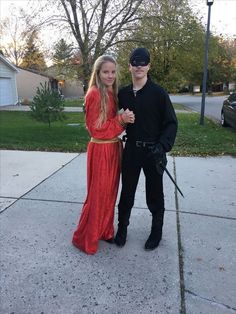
top-left (0, 0), bottom-right (236, 40)
top-left (189, 0), bottom-right (236, 38)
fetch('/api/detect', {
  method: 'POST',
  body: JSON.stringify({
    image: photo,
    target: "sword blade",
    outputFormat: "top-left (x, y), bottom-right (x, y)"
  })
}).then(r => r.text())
top-left (161, 165), bottom-right (184, 198)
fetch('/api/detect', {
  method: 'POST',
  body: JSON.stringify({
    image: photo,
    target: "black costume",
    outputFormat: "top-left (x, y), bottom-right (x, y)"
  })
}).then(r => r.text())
top-left (116, 77), bottom-right (178, 248)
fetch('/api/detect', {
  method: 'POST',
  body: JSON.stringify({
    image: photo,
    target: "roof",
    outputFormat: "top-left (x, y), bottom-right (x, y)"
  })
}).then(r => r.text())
top-left (0, 54), bottom-right (19, 72)
top-left (16, 66), bottom-right (59, 81)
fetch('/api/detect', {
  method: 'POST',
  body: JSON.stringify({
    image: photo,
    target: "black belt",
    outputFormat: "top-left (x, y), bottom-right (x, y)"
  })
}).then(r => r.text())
top-left (128, 140), bottom-right (156, 148)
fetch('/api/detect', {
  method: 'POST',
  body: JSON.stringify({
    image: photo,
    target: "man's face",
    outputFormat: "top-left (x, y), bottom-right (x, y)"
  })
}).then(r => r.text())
top-left (129, 63), bottom-right (150, 80)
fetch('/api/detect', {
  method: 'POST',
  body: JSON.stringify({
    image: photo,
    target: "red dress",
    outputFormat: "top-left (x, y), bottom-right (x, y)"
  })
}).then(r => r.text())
top-left (72, 87), bottom-right (124, 255)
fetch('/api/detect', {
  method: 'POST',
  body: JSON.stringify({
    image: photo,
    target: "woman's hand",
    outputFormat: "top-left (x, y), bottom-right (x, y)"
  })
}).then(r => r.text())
top-left (121, 109), bottom-right (135, 124)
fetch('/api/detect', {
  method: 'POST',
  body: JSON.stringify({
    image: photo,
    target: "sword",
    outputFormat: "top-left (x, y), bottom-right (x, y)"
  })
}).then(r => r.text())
top-left (160, 163), bottom-right (184, 198)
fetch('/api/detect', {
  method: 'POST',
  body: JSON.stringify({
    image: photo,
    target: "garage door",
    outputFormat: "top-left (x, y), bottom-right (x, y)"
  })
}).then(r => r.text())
top-left (0, 77), bottom-right (13, 106)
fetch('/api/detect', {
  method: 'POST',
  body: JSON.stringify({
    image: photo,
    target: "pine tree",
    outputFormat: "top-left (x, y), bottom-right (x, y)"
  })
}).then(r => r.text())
top-left (30, 82), bottom-right (65, 128)
top-left (20, 31), bottom-right (46, 72)
top-left (52, 39), bottom-right (74, 79)
top-left (53, 38), bottom-right (74, 66)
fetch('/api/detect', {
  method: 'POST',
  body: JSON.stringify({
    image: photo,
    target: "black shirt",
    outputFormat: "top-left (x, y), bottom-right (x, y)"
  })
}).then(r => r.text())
top-left (118, 78), bottom-right (178, 152)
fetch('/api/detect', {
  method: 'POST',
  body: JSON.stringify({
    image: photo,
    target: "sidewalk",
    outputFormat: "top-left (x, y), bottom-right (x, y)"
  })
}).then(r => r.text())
top-left (0, 105), bottom-right (83, 112)
top-left (0, 150), bottom-right (235, 313)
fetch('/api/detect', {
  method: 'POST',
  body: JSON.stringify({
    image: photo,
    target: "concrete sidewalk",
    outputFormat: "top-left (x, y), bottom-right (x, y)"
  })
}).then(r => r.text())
top-left (0, 105), bottom-right (83, 112)
top-left (0, 150), bottom-right (235, 314)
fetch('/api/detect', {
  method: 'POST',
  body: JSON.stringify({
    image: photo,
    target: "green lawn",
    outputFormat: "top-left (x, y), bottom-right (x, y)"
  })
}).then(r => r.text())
top-left (0, 111), bottom-right (89, 152)
top-left (64, 98), bottom-right (84, 107)
top-left (173, 112), bottom-right (236, 156)
top-left (0, 111), bottom-right (235, 156)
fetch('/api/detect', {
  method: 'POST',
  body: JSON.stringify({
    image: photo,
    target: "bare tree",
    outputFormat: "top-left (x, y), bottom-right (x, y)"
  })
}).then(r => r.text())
top-left (0, 4), bottom-right (44, 66)
top-left (0, 13), bottom-right (28, 66)
top-left (59, 0), bottom-right (144, 89)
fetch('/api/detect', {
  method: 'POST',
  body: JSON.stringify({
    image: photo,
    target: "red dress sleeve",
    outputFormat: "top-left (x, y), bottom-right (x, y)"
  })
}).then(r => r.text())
top-left (85, 88), bottom-right (125, 139)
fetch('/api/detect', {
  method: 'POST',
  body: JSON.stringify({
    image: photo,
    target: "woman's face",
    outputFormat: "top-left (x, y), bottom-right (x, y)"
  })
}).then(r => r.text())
top-left (99, 61), bottom-right (116, 89)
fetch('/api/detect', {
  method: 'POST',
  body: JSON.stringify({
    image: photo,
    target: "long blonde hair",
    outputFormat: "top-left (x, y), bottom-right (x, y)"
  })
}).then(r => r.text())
top-left (87, 55), bottom-right (118, 127)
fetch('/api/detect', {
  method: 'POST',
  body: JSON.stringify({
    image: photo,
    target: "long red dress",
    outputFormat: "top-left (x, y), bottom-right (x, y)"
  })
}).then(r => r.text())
top-left (72, 87), bottom-right (125, 255)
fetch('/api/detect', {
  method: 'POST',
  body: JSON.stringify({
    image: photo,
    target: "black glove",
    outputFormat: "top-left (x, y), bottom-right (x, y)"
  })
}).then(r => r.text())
top-left (149, 143), bottom-right (167, 175)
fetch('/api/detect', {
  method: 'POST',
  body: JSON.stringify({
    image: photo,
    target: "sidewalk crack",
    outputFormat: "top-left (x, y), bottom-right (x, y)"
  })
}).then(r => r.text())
top-left (173, 156), bottom-right (186, 314)
top-left (185, 289), bottom-right (236, 312)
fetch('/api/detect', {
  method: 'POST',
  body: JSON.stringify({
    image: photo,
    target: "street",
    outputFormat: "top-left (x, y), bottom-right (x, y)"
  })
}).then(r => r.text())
top-left (170, 94), bottom-right (227, 123)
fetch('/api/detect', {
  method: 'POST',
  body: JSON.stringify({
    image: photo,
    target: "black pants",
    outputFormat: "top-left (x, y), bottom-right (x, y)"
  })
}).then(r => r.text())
top-left (118, 142), bottom-right (165, 227)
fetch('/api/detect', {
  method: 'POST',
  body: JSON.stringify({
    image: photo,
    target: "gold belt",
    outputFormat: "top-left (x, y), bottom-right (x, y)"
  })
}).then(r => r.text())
top-left (90, 137), bottom-right (120, 144)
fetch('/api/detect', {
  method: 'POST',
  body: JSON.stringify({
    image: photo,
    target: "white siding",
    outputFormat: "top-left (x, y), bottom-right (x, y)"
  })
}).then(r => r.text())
top-left (0, 59), bottom-right (18, 106)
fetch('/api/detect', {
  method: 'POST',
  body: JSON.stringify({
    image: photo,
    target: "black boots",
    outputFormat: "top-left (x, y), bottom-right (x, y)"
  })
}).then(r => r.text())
top-left (114, 225), bottom-right (127, 247)
top-left (144, 213), bottom-right (164, 251)
top-left (144, 227), bottom-right (162, 250)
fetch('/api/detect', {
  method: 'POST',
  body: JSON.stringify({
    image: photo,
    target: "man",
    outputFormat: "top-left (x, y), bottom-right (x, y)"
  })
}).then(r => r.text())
top-left (114, 47), bottom-right (178, 250)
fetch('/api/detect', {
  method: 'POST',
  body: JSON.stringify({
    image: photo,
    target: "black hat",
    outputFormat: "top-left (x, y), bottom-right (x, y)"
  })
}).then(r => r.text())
top-left (129, 47), bottom-right (150, 66)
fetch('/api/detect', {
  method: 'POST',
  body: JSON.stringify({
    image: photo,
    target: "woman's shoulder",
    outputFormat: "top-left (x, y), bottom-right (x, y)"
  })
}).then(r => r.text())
top-left (86, 86), bottom-right (100, 98)
top-left (85, 86), bottom-right (101, 108)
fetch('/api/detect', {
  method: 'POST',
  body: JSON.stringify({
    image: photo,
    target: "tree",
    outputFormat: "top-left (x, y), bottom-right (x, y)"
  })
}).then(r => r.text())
top-left (116, 0), bottom-right (205, 92)
top-left (51, 38), bottom-right (75, 78)
top-left (0, 6), bottom-right (39, 66)
top-left (30, 82), bottom-right (65, 128)
top-left (53, 38), bottom-right (74, 66)
top-left (20, 31), bottom-right (47, 72)
top-left (208, 37), bottom-right (236, 88)
top-left (58, 0), bottom-right (144, 90)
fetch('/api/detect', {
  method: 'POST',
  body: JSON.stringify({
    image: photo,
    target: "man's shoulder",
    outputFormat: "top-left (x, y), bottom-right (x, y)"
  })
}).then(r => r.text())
top-left (118, 84), bottom-right (132, 95)
top-left (148, 80), bottom-right (167, 95)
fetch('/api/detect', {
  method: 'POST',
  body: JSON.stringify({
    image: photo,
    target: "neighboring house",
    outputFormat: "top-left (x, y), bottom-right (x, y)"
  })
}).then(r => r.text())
top-left (16, 67), bottom-right (58, 103)
top-left (16, 67), bottom-right (84, 103)
top-left (58, 78), bottom-right (84, 98)
top-left (0, 54), bottom-right (19, 106)
top-left (46, 65), bottom-right (84, 98)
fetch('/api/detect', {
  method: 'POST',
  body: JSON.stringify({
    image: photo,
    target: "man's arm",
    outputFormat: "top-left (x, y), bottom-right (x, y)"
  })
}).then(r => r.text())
top-left (159, 92), bottom-right (178, 152)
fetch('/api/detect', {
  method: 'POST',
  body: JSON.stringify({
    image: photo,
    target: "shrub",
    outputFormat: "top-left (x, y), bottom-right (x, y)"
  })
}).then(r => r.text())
top-left (30, 82), bottom-right (66, 127)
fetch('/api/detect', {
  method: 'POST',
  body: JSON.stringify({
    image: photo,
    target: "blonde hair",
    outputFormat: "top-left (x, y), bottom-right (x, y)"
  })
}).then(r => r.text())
top-left (87, 55), bottom-right (118, 127)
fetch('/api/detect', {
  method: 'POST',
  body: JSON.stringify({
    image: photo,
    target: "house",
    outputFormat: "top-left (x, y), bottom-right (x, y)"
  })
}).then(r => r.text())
top-left (16, 67), bottom-right (84, 103)
top-left (0, 54), bottom-right (19, 106)
top-left (57, 78), bottom-right (84, 98)
top-left (16, 67), bottom-right (58, 104)
top-left (46, 65), bottom-right (84, 98)
top-left (0, 56), bottom-right (85, 105)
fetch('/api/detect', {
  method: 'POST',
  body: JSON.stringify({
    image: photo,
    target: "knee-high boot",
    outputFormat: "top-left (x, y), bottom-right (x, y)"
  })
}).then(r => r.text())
top-left (145, 210), bottom-right (164, 251)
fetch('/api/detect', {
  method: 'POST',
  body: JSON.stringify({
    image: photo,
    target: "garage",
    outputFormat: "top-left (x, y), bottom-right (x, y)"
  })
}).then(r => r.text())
top-left (0, 54), bottom-right (19, 106)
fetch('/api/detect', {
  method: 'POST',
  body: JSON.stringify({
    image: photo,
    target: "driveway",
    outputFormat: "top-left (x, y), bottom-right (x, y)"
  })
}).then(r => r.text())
top-left (170, 95), bottom-right (227, 122)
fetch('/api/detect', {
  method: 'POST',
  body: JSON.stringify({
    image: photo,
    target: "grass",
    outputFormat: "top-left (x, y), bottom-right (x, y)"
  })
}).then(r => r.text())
top-left (173, 103), bottom-right (189, 110)
top-left (64, 98), bottom-right (84, 107)
top-left (173, 112), bottom-right (236, 156)
top-left (0, 111), bottom-right (235, 156)
top-left (0, 111), bottom-right (89, 152)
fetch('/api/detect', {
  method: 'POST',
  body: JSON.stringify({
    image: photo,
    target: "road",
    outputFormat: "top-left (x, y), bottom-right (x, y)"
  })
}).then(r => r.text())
top-left (170, 94), bottom-right (227, 123)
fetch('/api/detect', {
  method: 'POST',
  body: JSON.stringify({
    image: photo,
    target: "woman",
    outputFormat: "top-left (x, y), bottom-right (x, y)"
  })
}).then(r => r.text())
top-left (72, 55), bottom-right (134, 255)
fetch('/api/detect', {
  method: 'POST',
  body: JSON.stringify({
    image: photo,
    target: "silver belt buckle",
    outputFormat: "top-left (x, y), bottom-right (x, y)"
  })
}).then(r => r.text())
top-left (136, 141), bottom-right (142, 147)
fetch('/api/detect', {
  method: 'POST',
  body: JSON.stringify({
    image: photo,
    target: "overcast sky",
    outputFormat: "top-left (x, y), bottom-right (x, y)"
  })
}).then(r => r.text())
top-left (0, 0), bottom-right (235, 39)
top-left (189, 0), bottom-right (236, 38)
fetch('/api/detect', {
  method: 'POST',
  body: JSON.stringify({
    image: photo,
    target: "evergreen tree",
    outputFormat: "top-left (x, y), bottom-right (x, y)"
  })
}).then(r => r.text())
top-left (51, 38), bottom-right (74, 78)
top-left (20, 31), bottom-right (46, 72)
top-left (30, 82), bottom-right (65, 128)
top-left (53, 39), bottom-right (74, 66)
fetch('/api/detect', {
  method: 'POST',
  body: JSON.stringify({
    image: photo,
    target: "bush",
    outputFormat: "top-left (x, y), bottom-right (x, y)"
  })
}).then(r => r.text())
top-left (30, 82), bottom-right (66, 127)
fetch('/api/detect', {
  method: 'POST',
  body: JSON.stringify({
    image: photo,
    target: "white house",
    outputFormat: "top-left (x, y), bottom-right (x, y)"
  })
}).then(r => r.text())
top-left (0, 54), bottom-right (19, 106)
